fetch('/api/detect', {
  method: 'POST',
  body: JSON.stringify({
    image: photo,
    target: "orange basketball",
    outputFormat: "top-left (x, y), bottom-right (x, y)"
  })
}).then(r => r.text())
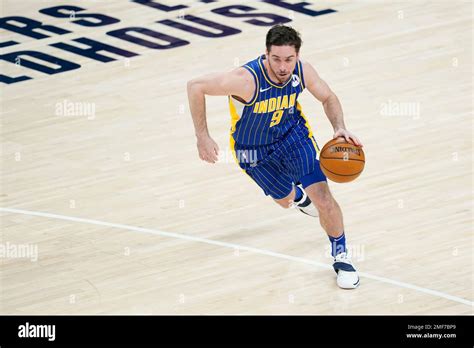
top-left (319, 137), bottom-right (365, 183)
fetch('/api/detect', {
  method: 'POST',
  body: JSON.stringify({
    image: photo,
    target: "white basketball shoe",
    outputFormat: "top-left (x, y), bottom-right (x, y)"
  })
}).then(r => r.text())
top-left (291, 183), bottom-right (318, 217)
top-left (333, 252), bottom-right (360, 289)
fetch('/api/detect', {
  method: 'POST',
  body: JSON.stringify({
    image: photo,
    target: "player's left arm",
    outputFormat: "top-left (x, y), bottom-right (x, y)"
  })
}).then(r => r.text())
top-left (302, 61), bottom-right (363, 147)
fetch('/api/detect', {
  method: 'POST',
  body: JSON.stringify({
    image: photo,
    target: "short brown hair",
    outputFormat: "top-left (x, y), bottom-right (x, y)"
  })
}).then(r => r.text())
top-left (266, 24), bottom-right (302, 53)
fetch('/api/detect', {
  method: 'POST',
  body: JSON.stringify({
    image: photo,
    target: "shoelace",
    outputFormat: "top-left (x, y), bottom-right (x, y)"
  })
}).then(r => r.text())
top-left (335, 253), bottom-right (353, 264)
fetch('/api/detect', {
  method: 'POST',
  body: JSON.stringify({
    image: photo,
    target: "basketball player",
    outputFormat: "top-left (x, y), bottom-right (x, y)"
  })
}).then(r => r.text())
top-left (187, 25), bottom-right (363, 289)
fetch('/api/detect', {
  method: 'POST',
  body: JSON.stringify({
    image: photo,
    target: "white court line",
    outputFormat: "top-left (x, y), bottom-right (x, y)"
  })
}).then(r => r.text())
top-left (1, 207), bottom-right (472, 308)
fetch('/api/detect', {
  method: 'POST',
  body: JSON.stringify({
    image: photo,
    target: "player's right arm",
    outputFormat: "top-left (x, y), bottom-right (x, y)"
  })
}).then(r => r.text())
top-left (187, 68), bottom-right (254, 163)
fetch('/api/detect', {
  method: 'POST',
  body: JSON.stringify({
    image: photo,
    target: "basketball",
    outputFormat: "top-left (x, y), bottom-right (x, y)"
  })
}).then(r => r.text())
top-left (319, 137), bottom-right (365, 183)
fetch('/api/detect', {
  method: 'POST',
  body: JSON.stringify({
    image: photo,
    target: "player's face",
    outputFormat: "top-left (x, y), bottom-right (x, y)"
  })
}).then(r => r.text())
top-left (266, 45), bottom-right (299, 83)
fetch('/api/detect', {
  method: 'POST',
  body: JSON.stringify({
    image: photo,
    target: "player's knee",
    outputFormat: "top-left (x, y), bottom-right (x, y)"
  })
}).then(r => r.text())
top-left (312, 189), bottom-right (334, 210)
top-left (273, 189), bottom-right (295, 209)
top-left (274, 198), bottom-right (292, 209)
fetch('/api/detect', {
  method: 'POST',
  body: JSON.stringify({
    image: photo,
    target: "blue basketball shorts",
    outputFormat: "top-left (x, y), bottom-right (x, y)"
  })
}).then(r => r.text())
top-left (232, 122), bottom-right (327, 200)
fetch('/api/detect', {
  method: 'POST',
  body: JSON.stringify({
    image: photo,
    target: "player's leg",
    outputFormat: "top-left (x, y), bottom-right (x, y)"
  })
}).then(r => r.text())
top-left (283, 132), bottom-right (342, 231)
top-left (284, 130), bottom-right (360, 289)
top-left (304, 181), bottom-right (343, 238)
top-left (304, 180), bottom-right (360, 289)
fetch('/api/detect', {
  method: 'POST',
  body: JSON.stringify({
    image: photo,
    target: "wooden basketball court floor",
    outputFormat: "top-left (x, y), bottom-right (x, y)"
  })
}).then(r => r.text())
top-left (1, 0), bottom-right (472, 314)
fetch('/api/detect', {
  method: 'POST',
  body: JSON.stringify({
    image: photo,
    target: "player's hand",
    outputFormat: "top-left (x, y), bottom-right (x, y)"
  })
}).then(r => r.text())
top-left (196, 135), bottom-right (220, 163)
top-left (333, 128), bottom-right (363, 147)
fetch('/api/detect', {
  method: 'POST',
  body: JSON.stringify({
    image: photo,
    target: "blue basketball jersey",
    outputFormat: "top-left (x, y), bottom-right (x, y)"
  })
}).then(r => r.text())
top-left (229, 54), bottom-right (313, 146)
